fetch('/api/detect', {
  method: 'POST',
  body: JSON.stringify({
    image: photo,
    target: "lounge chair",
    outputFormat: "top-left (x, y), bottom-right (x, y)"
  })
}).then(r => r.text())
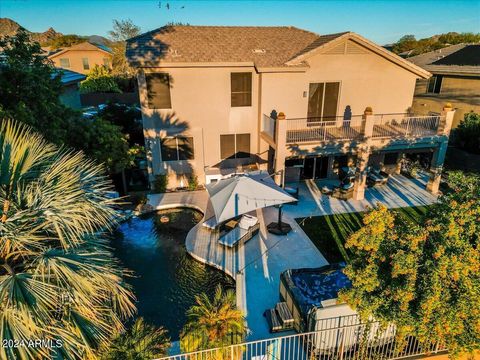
top-left (218, 214), bottom-right (260, 248)
top-left (202, 216), bottom-right (220, 230)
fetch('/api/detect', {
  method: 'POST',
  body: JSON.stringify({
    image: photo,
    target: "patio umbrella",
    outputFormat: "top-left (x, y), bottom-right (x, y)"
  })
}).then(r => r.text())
top-left (205, 171), bottom-right (295, 227)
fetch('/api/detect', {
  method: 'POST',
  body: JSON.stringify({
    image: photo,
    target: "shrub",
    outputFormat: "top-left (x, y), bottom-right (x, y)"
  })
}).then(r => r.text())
top-left (153, 174), bottom-right (168, 193)
top-left (455, 112), bottom-right (480, 154)
top-left (80, 65), bottom-right (122, 94)
top-left (188, 174), bottom-right (198, 191)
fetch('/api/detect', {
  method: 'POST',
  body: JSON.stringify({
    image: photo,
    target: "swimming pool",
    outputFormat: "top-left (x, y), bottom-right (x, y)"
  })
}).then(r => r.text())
top-left (112, 208), bottom-right (235, 339)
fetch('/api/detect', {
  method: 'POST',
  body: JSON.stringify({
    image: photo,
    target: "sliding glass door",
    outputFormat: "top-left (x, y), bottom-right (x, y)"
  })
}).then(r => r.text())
top-left (307, 82), bottom-right (340, 121)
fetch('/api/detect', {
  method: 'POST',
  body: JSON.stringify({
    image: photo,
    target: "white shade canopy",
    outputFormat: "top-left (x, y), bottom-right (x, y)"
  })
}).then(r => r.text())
top-left (206, 171), bottom-right (296, 224)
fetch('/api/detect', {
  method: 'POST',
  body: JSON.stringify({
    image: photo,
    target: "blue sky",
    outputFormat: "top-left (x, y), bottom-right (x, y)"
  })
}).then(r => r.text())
top-left (1, 0), bottom-right (479, 44)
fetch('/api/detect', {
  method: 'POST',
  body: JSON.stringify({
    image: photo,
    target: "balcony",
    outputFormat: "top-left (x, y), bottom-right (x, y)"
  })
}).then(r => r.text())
top-left (261, 113), bottom-right (445, 146)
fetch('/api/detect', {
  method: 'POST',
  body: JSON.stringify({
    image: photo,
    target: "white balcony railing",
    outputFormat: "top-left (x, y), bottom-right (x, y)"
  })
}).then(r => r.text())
top-left (285, 116), bottom-right (365, 143)
top-left (263, 114), bottom-right (444, 145)
top-left (156, 317), bottom-right (447, 360)
top-left (372, 114), bottom-right (441, 139)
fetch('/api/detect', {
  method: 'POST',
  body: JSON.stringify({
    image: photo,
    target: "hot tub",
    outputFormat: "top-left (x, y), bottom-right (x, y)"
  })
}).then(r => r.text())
top-left (279, 264), bottom-right (395, 354)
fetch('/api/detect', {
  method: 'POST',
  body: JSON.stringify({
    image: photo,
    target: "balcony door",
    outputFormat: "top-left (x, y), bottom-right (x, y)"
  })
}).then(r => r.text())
top-left (307, 82), bottom-right (340, 122)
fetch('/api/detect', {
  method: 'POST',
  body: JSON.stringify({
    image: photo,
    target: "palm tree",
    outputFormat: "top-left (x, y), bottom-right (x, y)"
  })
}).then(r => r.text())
top-left (102, 318), bottom-right (170, 360)
top-left (0, 120), bottom-right (136, 360)
top-left (180, 285), bottom-right (246, 354)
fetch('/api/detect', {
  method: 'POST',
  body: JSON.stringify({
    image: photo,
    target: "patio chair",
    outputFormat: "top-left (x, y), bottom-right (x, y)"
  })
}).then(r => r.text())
top-left (218, 214), bottom-right (260, 248)
top-left (332, 185), bottom-right (354, 200)
top-left (367, 167), bottom-right (389, 187)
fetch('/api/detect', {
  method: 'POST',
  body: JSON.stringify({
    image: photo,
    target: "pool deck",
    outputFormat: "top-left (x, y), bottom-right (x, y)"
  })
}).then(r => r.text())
top-left (147, 173), bottom-right (438, 341)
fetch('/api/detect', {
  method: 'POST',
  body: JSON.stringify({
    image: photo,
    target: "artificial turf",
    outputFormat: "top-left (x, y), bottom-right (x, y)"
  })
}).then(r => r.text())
top-left (296, 206), bottom-right (430, 263)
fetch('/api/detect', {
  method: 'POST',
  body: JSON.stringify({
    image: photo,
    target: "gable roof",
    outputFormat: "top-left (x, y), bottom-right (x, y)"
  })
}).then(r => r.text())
top-left (407, 44), bottom-right (480, 77)
top-left (126, 26), bottom-right (429, 78)
top-left (48, 42), bottom-right (112, 59)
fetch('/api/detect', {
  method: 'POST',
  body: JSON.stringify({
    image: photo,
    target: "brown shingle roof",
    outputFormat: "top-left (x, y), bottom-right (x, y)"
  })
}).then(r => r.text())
top-left (48, 42), bottom-right (112, 59)
top-left (407, 44), bottom-right (480, 76)
top-left (126, 26), bottom-right (347, 68)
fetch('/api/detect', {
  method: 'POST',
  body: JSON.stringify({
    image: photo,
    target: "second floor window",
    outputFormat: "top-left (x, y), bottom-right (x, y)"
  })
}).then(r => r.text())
top-left (146, 73), bottom-right (172, 109)
top-left (59, 58), bottom-right (70, 68)
top-left (220, 133), bottom-right (250, 159)
top-left (82, 58), bottom-right (90, 71)
top-left (231, 72), bottom-right (252, 107)
top-left (161, 136), bottom-right (194, 161)
top-left (426, 75), bottom-right (442, 94)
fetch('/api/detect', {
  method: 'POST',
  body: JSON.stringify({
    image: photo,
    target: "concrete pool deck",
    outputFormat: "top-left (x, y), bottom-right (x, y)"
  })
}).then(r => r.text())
top-left (147, 173), bottom-right (438, 341)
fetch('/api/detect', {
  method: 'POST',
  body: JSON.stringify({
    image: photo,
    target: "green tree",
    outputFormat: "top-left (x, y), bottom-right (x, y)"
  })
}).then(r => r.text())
top-left (98, 103), bottom-right (144, 146)
top-left (0, 120), bottom-right (136, 360)
top-left (46, 34), bottom-right (87, 49)
top-left (180, 285), bottom-right (246, 355)
top-left (80, 65), bottom-right (122, 93)
top-left (340, 172), bottom-right (480, 356)
top-left (102, 318), bottom-right (170, 360)
top-left (392, 35), bottom-right (417, 53)
top-left (66, 116), bottom-right (131, 174)
top-left (108, 19), bottom-right (141, 75)
top-left (455, 112), bottom-right (480, 154)
top-left (0, 29), bottom-right (77, 143)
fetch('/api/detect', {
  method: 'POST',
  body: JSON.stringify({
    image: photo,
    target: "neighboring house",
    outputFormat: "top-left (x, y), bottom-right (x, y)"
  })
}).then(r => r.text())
top-left (127, 26), bottom-right (455, 199)
top-left (48, 42), bottom-right (112, 74)
top-left (408, 44), bottom-right (480, 127)
top-left (53, 68), bottom-right (86, 109)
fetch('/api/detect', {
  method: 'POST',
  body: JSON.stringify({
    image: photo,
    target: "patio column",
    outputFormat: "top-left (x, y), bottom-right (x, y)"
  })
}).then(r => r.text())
top-left (353, 145), bottom-right (371, 200)
top-left (394, 152), bottom-right (403, 175)
top-left (274, 112), bottom-right (288, 185)
top-left (353, 107), bottom-right (374, 200)
top-left (426, 141), bottom-right (448, 194)
top-left (426, 104), bottom-right (455, 194)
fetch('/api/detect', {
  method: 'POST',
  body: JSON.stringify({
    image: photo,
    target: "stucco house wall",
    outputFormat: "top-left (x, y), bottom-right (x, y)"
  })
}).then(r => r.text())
top-left (138, 66), bottom-right (260, 187)
top-left (261, 44), bottom-right (418, 121)
top-left (50, 49), bottom-right (112, 74)
top-left (413, 76), bottom-right (480, 127)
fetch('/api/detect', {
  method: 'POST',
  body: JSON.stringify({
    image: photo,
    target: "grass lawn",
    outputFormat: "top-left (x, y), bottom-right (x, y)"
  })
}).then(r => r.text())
top-left (296, 206), bottom-right (431, 263)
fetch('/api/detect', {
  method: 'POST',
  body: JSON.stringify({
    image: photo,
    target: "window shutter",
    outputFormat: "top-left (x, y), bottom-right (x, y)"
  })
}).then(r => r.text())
top-left (146, 73), bottom-right (172, 109)
top-left (220, 134), bottom-right (235, 159)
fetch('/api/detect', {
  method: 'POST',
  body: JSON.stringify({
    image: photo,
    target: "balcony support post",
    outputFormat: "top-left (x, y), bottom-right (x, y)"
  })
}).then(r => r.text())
top-left (426, 141), bottom-right (447, 195)
top-left (274, 112), bottom-right (288, 185)
top-left (353, 144), bottom-right (371, 201)
top-left (426, 104), bottom-right (455, 195)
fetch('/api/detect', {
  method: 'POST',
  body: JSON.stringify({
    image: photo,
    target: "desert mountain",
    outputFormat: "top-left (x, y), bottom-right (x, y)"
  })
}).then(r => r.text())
top-left (0, 18), bottom-right (109, 46)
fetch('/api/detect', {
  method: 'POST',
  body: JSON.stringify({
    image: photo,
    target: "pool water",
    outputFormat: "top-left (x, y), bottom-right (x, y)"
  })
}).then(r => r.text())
top-left (112, 208), bottom-right (235, 339)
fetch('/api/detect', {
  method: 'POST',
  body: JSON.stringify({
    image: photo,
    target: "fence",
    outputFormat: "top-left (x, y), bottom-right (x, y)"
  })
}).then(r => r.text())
top-left (157, 319), bottom-right (447, 360)
top-left (80, 91), bottom-right (140, 106)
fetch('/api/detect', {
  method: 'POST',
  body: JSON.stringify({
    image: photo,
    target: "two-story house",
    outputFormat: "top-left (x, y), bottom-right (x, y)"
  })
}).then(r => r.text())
top-left (126, 26), bottom-right (454, 200)
top-left (408, 44), bottom-right (480, 127)
top-left (48, 41), bottom-right (113, 74)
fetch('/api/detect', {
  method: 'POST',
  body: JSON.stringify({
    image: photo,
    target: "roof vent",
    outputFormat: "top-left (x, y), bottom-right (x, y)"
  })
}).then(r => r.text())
top-left (252, 49), bottom-right (266, 54)
top-left (168, 48), bottom-right (181, 57)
